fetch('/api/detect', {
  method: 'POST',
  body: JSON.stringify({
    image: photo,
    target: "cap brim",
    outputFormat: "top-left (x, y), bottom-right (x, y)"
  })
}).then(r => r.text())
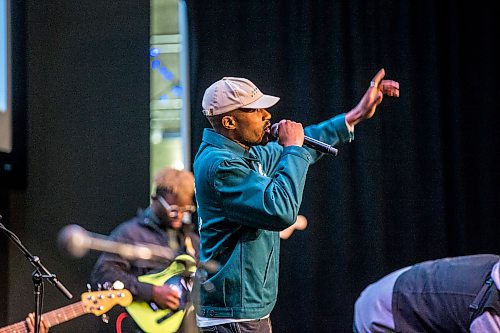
top-left (242, 94), bottom-right (280, 109)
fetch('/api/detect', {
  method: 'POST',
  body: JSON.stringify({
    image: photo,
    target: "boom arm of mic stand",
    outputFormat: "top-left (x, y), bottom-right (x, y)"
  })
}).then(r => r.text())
top-left (0, 222), bottom-right (73, 299)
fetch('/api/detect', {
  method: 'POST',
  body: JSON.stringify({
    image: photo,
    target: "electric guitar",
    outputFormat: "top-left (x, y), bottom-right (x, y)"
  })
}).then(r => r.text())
top-left (0, 288), bottom-right (132, 333)
top-left (126, 254), bottom-right (197, 333)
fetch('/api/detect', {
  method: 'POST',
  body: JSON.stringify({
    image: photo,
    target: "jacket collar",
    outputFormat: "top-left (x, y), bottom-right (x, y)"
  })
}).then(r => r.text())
top-left (139, 207), bottom-right (163, 229)
top-left (202, 128), bottom-right (259, 160)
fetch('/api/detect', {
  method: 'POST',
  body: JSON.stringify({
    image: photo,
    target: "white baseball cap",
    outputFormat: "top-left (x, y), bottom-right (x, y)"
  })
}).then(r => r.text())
top-left (202, 77), bottom-right (280, 116)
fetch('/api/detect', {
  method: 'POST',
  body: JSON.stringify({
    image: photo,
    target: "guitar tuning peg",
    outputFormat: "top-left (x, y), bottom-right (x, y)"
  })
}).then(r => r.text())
top-left (102, 281), bottom-right (112, 290)
top-left (101, 313), bottom-right (110, 324)
top-left (112, 280), bottom-right (125, 290)
top-left (86, 283), bottom-right (92, 292)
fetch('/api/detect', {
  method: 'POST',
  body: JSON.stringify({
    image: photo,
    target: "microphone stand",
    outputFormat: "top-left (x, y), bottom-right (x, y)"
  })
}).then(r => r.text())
top-left (0, 216), bottom-right (73, 333)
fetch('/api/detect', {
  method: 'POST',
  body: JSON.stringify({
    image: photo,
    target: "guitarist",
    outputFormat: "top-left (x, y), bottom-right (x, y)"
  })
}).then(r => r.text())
top-left (90, 167), bottom-right (200, 333)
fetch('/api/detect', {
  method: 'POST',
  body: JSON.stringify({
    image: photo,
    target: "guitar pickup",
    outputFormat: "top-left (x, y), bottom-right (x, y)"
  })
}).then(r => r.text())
top-left (156, 309), bottom-right (179, 324)
top-left (149, 302), bottom-right (160, 312)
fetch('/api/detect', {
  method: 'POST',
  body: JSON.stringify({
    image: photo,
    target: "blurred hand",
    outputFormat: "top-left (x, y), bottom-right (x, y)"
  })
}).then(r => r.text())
top-left (280, 215), bottom-right (308, 240)
top-left (26, 313), bottom-right (49, 333)
top-left (152, 284), bottom-right (180, 310)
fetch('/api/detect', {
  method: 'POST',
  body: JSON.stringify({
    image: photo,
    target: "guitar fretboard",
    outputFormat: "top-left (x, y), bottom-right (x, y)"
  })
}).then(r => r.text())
top-left (0, 302), bottom-right (85, 333)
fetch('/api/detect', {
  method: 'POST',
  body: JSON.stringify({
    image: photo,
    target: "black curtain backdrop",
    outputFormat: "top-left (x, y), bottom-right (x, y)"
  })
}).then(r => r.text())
top-left (0, 1), bottom-right (149, 331)
top-left (186, 1), bottom-right (500, 332)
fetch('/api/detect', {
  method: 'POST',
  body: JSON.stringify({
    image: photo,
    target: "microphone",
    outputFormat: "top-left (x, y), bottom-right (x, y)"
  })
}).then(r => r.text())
top-left (270, 123), bottom-right (338, 156)
top-left (57, 224), bottom-right (175, 262)
top-left (57, 224), bottom-right (221, 274)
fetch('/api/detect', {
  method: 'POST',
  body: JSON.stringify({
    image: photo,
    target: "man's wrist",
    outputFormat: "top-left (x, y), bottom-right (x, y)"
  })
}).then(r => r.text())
top-left (345, 118), bottom-right (354, 132)
top-left (345, 107), bottom-right (363, 127)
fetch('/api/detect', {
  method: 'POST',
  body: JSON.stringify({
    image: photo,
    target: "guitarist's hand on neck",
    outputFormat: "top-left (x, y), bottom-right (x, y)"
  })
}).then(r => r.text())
top-left (152, 284), bottom-right (181, 310)
top-left (25, 313), bottom-right (49, 333)
top-left (0, 289), bottom-right (132, 333)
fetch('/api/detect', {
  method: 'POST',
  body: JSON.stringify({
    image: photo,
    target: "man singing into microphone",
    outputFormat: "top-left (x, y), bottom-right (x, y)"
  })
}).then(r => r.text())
top-left (193, 70), bottom-right (400, 332)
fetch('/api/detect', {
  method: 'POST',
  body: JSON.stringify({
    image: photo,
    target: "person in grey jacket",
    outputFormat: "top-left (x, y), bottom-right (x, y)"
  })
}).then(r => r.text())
top-left (354, 254), bottom-right (500, 333)
top-left (193, 70), bottom-right (399, 333)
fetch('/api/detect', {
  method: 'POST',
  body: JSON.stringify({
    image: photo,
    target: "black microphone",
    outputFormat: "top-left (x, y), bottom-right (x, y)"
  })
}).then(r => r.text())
top-left (270, 123), bottom-right (338, 156)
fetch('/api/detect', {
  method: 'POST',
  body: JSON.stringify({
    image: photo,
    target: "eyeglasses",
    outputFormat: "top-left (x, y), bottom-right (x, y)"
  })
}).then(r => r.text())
top-left (155, 195), bottom-right (196, 218)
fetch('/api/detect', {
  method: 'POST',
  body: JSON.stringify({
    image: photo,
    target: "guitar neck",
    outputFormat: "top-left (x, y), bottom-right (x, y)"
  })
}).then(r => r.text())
top-left (0, 302), bottom-right (86, 333)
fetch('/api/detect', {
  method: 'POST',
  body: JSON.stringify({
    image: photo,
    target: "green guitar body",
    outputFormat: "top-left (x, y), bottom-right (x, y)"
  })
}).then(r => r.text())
top-left (126, 254), bottom-right (197, 333)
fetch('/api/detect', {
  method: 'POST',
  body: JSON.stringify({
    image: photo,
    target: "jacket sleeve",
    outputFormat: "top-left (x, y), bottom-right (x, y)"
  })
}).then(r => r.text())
top-left (89, 224), bottom-right (154, 302)
top-left (255, 113), bottom-right (353, 171)
top-left (213, 145), bottom-right (311, 231)
top-left (303, 113), bottom-right (354, 161)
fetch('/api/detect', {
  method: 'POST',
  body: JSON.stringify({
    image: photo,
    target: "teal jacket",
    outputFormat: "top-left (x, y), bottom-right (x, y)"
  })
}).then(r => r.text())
top-left (193, 114), bottom-right (353, 319)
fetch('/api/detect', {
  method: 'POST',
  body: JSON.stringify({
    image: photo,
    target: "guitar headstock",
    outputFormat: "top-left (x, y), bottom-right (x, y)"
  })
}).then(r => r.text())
top-left (81, 284), bottom-right (132, 316)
